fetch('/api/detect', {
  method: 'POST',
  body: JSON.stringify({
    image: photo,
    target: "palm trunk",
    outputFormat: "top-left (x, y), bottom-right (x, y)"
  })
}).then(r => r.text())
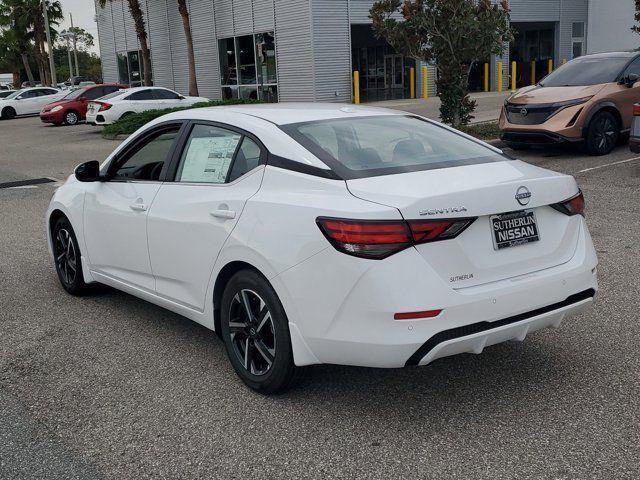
top-left (178, 0), bottom-right (198, 96)
top-left (21, 53), bottom-right (35, 83)
top-left (12, 69), bottom-right (21, 88)
top-left (127, 0), bottom-right (153, 86)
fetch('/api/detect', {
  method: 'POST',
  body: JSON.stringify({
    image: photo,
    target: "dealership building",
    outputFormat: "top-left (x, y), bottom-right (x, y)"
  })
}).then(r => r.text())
top-left (95, 0), bottom-right (638, 103)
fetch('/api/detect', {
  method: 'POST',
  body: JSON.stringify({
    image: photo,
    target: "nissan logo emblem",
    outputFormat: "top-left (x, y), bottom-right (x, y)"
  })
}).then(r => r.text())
top-left (515, 186), bottom-right (532, 206)
top-left (520, 107), bottom-right (528, 116)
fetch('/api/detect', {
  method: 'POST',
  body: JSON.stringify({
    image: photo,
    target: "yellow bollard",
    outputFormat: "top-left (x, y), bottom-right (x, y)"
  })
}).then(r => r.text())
top-left (531, 60), bottom-right (536, 85)
top-left (410, 67), bottom-right (415, 99)
top-left (562, 58), bottom-right (567, 65)
top-left (548, 59), bottom-right (553, 74)
top-left (422, 65), bottom-right (428, 99)
top-left (353, 71), bottom-right (360, 104)
top-left (497, 62), bottom-right (503, 92)
top-left (511, 61), bottom-right (517, 92)
top-left (484, 63), bottom-right (489, 92)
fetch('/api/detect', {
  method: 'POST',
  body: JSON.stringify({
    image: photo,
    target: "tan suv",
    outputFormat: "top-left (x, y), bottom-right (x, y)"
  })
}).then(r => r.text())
top-left (499, 51), bottom-right (640, 155)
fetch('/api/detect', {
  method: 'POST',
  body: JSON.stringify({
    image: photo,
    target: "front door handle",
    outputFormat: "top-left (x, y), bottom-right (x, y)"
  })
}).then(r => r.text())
top-left (130, 203), bottom-right (148, 211)
top-left (210, 209), bottom-right (236, 219)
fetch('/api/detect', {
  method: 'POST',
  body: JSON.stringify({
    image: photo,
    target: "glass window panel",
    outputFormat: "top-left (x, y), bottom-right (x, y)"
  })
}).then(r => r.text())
top-left (128, 50), bottom-right (141, 84)
top-left (218, 38), bottom-right (237, 86)
top-left (221, 86), bottom-right (238, 100)
top-left (572, 41), bottom-right (583, 59)
top-left (259, 85), bottom-right (278, 103)
top-left (176, 124), bottom-right (242, 184)
top-left (236, 35), bottom-right (257, 85)
top-left (113, 128), bottom-right (180, 181)
top-left (228, 137), bottom-right (262, 182)
top-left (255, 32), bottom-right (277, 85)
top-left (117, 52), bottom-right (129, 85)
top-left (238, 86), bottom-right (258, 100)
top-left (572, 22), bottom-right (584, 38)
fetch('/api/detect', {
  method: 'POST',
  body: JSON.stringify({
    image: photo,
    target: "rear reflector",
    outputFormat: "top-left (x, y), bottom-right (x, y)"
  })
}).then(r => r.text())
top-left (634, 103), bottom-right (640, 116)
top-left (394, 309), bottom-right (442, 320)
top-left (316, 216), bottom-right (476, 259)
top-left (550, 191), bottom-right (585, 216)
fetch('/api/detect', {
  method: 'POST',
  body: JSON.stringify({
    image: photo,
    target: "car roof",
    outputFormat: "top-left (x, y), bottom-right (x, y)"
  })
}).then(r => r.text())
top-left (579, 51), bottom-right (639, 59)
top-left (178, 103), bottom-right (405, 126)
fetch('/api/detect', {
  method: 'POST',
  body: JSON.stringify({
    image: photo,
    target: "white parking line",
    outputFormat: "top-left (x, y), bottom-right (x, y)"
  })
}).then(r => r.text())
top-left (577, 156), bottom-right (640, 174)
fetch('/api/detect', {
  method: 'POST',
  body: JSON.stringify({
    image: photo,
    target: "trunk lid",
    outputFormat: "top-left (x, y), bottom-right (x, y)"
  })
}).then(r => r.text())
top-left (346, 160), bottom-right (582, 288)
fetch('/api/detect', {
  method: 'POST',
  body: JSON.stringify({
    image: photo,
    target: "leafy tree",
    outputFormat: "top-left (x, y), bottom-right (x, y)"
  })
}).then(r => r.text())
top-left (97, 0), bottom-right (152, 86)
top-left (633, 0), bottom-right (640, 38)
top-left (53, 45), bottom-right (102, 82)
top-left (177, 0), bottom-right (199, 96)
top-left (370, 0), bottom-right (513, 127)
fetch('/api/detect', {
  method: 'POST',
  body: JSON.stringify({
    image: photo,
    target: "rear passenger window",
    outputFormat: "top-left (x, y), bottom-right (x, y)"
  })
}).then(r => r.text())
top-left (228, 137), bottom-right (262, 182)
top-left (84, 88), bottom-right (105, 100)
top-left (127, 89), bottom-right (154, 100)
top-left (176, 124), bottom-right (242, 184)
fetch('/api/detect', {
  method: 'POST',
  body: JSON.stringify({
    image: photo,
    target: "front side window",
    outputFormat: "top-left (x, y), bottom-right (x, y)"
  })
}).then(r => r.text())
top-left (282, 115), bottom-right (505, 179)
top-left (540, 56), bottom-right (630, 87)
top-left (176, 124), bottom-right (243, 184)
top-left (111, 126), bottom-right (181, 181)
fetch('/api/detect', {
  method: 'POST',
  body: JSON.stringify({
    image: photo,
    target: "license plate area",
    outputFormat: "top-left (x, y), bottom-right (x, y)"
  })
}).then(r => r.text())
top-left (490, 209), bottom-right (540, 250)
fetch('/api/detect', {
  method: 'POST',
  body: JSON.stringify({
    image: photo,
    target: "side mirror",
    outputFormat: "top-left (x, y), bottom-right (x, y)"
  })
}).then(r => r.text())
top-left (624, 73), bottom-right (639, 88)
top-left (15, 95), bottom-right (23, 100)
top-left (74, 160), bottom-right (101, 182)
top-left (178, 95), bottom-right (186, 100)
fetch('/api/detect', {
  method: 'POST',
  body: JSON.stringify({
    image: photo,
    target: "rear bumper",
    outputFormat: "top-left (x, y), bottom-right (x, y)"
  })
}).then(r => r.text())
top-left (276, 219), bottom-right (598, 368)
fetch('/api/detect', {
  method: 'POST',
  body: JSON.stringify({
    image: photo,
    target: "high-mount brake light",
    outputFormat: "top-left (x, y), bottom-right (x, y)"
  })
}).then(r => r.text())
top-left (316, 217), bottom-right (477, 260)
top-left (550, 191), bottom-right (585, 217)
top-left (633, 103), bottom-right (640, 116)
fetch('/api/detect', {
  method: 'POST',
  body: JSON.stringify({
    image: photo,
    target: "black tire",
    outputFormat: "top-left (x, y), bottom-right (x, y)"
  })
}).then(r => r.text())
top-left (1, 107), bottom-right (16, 120)
top-left (52, 216), bottom-right (90, 296)
top-left (584, 111), bottom-right (620, 156)
top-left (120, 111), bottom-right (134, 120)
top-left (63, 110), bottom-right (80, 125)
top-left (220, 269), bottom-right (300, 394)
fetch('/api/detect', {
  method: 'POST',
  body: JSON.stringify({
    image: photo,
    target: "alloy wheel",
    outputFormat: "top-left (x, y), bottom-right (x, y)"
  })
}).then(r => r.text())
top-left (55, 228), bottom-right (77, 286)
top-left (228, 289), bottom-right (276, 376)
top-left (594, 117), bottom-right (616, 153)
top-left (65, 112), bottom-right (78, 125)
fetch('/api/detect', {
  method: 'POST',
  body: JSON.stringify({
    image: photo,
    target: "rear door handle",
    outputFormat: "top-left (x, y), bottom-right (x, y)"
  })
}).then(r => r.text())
top-left (210, 209), bottom-right (236, 219)
top-left (130, 203), bottom-right (148, 211)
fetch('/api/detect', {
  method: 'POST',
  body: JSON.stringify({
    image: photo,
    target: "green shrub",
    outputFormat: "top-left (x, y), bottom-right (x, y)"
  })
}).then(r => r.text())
top-left (458, 121), bottom-right (501, 141)
top-left (101, 99), bottom-right (261, 139)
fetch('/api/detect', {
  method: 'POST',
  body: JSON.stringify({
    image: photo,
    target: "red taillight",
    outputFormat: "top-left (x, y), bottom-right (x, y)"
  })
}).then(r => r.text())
top-left (96, 102), bottom-right (112, 112)
top-left (316, 217), bottom-right (476, 259)
top-left (634, 103), bottom-right (640, 116)
top-left (551, 191), bottom-right (585, 216)
top-left (394, 309), bottom-right (442, 320)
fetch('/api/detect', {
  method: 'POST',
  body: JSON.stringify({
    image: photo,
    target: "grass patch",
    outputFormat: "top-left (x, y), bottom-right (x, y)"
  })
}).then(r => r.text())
top-left (458, 121), bottom-right (501, 141)
top-left (101, 99), bottom-right (261, 139)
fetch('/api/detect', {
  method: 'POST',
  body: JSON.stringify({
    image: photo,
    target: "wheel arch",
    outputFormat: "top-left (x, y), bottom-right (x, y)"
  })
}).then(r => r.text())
top-left (582, 102), bottom-right (622, 138)
top-left (212, 260), bottom-right (265, 337)
top-left (1, 105), bottom-right (16, 118)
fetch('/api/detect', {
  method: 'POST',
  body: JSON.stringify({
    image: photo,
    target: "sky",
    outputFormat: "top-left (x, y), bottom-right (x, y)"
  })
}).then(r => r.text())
top-left (57, 0), bottom-right (100, 53)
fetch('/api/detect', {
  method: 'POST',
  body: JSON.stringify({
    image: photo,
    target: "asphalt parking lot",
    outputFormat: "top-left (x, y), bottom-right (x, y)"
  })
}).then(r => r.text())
top-left (1, 116), bottom-right (639, 479)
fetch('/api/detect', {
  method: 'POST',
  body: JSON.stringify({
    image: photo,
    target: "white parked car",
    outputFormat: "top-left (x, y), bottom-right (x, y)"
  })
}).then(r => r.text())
top-left (0, 87), bottom-right (63, 119)
top-left (46, 104), bottom-right (598, 393)
top-left (85, 86), bottom-right (208, 125)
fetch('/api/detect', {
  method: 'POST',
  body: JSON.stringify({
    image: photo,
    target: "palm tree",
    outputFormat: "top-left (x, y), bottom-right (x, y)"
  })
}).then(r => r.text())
top-left (0, 29), bottom-right (24, 86)
top-left (177, 0), bottom-right (198, 96)
top-left (97, 0), bottom-right (152, 86)
top-left (0, 0), bottom-right (36, 83)
top-left (30, 0), bottom-right (63, 85)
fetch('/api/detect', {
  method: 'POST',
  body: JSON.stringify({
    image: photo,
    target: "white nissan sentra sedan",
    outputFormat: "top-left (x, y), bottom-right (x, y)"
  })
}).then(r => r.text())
top-left (46, 104), bottom-right (598, 393)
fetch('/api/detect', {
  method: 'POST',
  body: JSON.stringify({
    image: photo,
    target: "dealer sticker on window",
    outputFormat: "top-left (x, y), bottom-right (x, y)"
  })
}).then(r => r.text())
top-left (490, 209), bottom-right (540, 250)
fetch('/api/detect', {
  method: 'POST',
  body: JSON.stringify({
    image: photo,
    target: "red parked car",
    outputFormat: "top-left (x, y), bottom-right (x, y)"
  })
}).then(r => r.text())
top-left (40, 83), bottom-right (127, 126)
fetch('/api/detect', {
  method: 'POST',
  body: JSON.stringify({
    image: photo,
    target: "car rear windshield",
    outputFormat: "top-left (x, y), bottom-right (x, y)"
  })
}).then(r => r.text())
top-left (540, 56), bottom-right (631, 87)
top-left (281, 115), bottom-right (506, 179)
